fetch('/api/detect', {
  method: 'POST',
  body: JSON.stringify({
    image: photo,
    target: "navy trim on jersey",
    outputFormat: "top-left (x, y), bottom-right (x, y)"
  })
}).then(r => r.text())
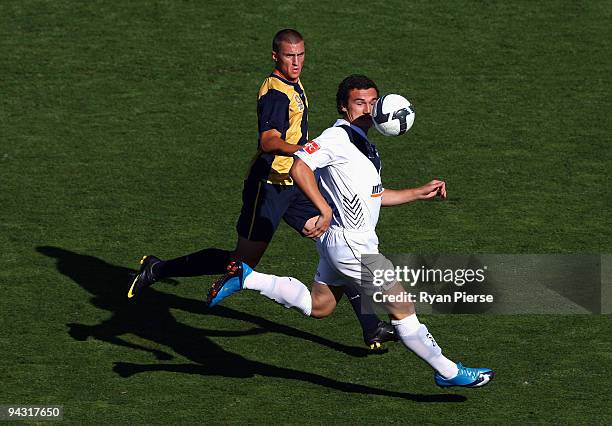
top-left (338, 125), bottom-right (381, 173)
top-left (258, 89), bottom-right (290, 135)
top-left (348, 124), bottom-right (367, 140)
top-left (268, 75), bottom-right (308, 147)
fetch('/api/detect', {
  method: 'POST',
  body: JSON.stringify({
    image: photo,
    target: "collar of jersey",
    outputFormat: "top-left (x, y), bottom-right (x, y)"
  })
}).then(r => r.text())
top-left (269, 73), bottom-right (301, 87)
top-left (333, 119), bottom-right (369, 141)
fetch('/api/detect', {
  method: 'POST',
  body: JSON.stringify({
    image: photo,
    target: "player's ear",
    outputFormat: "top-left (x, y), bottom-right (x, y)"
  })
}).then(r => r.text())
top-left (272, 50), bottom-right (278, 62)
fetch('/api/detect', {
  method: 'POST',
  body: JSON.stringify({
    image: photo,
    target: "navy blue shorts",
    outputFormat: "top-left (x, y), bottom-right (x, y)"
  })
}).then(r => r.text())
top-left (236, 179), bottom-right (319, 243)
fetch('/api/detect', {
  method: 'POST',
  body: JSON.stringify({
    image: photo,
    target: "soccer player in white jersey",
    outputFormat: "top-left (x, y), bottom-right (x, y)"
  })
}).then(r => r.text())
top-left (207, 75), bottom-right (494, 388)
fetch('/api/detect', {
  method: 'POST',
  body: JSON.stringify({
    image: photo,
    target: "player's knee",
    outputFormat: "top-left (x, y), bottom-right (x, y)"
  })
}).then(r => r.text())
top-left (309, 296), bottom-right (335, 318)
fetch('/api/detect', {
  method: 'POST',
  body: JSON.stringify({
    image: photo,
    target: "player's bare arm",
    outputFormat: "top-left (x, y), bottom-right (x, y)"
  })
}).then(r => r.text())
top-left (289, 158), bottom-right (332, 238)
top-left (381, 179), bottom-right (446, 206)
top-left (260, 129), bottom-right (304, 156)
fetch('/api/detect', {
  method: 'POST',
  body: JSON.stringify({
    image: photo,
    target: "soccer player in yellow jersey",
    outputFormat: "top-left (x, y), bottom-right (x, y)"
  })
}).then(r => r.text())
top-left (129, 29), bottom-right (397, 349)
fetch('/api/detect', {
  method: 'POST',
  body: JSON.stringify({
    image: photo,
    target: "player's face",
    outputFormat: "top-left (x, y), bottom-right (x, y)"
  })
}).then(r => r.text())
top-left (272, 40), bottom-right (305, 83)
top-left (342, 88), bottom-right (379, 128)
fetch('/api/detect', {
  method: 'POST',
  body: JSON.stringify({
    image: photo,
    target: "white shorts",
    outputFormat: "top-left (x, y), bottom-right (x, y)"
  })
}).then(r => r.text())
top-left (314, 227), bottom-right (395, 294)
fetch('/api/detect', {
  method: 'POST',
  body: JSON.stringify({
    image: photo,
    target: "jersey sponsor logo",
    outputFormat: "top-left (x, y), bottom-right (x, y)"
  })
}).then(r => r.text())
top-left (304, 140), bottom-right (320, 154)
top-left (294, 93), bottom-right (304, 111)
top-left (371, 184), bottom-right (383, 197)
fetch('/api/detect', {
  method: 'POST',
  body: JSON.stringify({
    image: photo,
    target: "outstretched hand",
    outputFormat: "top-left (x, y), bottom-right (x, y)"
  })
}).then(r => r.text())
top-left (416, 179), bottom-right (447, 200)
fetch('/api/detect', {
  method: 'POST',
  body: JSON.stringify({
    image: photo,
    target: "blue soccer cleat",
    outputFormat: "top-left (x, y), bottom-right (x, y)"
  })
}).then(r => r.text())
top-left (435, 363), bottom-right (495, 388)
top-left (206, 261), bottom-right (253, 307)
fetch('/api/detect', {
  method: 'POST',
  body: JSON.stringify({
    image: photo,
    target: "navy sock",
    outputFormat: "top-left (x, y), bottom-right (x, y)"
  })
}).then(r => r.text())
top-left (155, 248), bottom-right (230, 278)
top-left (343, 285), bottom-right (381, 336)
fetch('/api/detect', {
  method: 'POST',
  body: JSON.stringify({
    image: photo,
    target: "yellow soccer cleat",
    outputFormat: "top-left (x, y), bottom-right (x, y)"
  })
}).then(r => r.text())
top-left (364, 321), bottom-right (398, 350)
top-left (128, 255), bottom-right (161, 299)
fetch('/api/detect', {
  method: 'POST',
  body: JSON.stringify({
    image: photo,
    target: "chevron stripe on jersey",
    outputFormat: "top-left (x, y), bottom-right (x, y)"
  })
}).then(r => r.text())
top-left (342, 194), bottom-right (365, 228)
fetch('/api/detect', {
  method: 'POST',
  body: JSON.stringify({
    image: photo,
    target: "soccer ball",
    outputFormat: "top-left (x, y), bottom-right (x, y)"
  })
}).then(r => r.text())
top-left (372, 94), bottom-right (415, 137)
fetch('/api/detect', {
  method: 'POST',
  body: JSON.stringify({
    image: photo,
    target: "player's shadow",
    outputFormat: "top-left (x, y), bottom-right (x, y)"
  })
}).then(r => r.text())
top-left (37, 246), bottom-right (466, 403)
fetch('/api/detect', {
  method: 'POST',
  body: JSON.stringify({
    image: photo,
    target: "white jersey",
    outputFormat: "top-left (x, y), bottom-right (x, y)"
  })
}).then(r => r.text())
top-left (295, 119), bottom-right (383, 231)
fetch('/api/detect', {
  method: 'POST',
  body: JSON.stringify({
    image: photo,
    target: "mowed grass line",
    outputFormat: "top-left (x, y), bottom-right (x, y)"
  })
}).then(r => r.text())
top-left (1, 1), bottom-right (610, 423)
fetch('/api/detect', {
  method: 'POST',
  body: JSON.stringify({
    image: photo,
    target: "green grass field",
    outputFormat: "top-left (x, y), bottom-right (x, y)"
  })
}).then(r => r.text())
top-left (1, 0), bottom-right (611, 423)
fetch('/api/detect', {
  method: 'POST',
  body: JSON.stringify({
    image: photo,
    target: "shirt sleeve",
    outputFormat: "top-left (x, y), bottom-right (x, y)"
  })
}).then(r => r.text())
top-left (257, 89), bottom-right (290, 134)
top-left (294, 127), bottom-right (347, 171)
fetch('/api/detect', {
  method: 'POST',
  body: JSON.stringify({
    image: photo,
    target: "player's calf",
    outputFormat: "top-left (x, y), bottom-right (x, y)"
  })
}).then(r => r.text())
top-left (309, 283), bottom-right (343, 318)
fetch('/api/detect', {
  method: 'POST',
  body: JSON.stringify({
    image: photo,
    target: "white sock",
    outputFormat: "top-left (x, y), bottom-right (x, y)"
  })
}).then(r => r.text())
top-left (244, 271), bottom-right (312, 316)
top-left (391, 314), bottom-right (459, 379)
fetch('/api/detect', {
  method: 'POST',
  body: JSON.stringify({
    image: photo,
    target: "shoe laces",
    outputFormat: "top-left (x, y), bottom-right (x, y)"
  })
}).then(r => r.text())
top-left (226, 261), bottom-right (241, 275)
top-left (457, 363), bottom-right (480, 379)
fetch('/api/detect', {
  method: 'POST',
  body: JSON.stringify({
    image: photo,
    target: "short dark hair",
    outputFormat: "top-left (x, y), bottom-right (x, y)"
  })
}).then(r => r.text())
top-left (272, 29), bottom-right (304, 52)
top-left (336, 74), bottom-right (379, 115)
